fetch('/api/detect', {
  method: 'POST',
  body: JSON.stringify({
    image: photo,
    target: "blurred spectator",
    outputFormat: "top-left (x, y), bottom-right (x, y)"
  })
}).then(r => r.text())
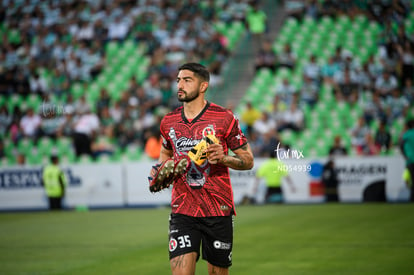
top-left (299, 74), bottom-right (319, 108)
top-left (95, 88), bottom-right (111, 115)
top-left (366, 54), bottom-right (384, 80)
top-left (350, 117), bottom-right (370, 152)
top-left (362, 91), bottom-right (387, 125)
top-left (91, 132), bottom-right (115, 159)
top-left (277, 43), bottom-right (296, 70)
top-left (19, 108), bottom-right (41, 140)
top-left (56, 107), bottom-right (75, 138)
top-left (246, 3), bottom-right (267, 47)
top-left (321, 159), bottom-right (339, 202)
top-left (107, 15), bottom-right (130, 42)
top-left (99, 106), bottom-right (115, 139)
top-left (402, 78), bottom-right (414, 103)
top-left (357, 132), bottom-right (380, 156)
top-left (329, 135), bottom-right (348, 157)
top-left (29, 72), bottom-right (48, 96)
top-left (260, 129), bottom-right (280, 158)
top-left (0, 139), bottom-right (4, 160)
top-left (303, 54), bottom-right (321, 85)
top-left (114, 107), bottom-right (137, 149)
top-left (375, 120), bottom-right (392, 154)
top-left (144, 128), bottom-right (162, 160)
top-left (253, 112), bottom-right (276, 136)
top-left (72, 106), bottom-right (99, 158)
top-left (248, 131), bottom-right (264, 157)
top-left (357, 63), bottom-right (375, 92)
top-left (74, 94), bottom-right (92, 115)
top-left (228, 0), bottom-right (249, 23)
top-left (40, 105), bottom-right (65, 139)
top-left (275, 78), bottom-right (296, 105)
top-left (270, 94), bottom-right (287, 126)
top-left (0, 105), bottom-right (12, 137)
top-left (385, 88), bottom-right (409, 120)
top-left (255, 39), bottom-right (277, 72)
top-left (109, 100), bottom-right (124, 124)
top-left (277, 102), bottom-right (304, 132)
top-left (241, 102), bottom-right (261, 138)
top-left (397, 41), bottom-right (414, 84)
top-left (333, 65), bottom-right (359, 104)
top-left (321, 56), bottom-right (341, 85)
top-left (374, 70), bottom-right (398, 98)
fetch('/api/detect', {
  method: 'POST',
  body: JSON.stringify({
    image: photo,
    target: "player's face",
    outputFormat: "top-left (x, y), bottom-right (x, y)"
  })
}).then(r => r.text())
top-left (176, 70), bottom-right (203, 103)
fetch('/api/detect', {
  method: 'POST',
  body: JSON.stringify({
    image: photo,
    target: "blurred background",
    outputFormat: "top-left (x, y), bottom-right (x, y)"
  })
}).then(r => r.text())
top-left (0, 0), bottom-right (412, 165)
top-left (0, 0), bottom-right (413, 210)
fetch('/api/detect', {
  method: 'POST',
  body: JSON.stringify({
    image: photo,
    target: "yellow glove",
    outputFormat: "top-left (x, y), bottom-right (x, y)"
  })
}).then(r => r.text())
top-left (188, 134), bottom-right (219, 166)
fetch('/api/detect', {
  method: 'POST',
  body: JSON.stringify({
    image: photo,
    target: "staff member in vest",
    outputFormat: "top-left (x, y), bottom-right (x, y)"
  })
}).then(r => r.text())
top-left (253, 151), bottom-right (296, 203)
top-left (42, 155), bottom-right (67, 210)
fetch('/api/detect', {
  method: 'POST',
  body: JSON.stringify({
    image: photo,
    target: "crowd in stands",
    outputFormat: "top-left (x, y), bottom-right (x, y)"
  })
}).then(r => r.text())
top-left (249, 0), bottom-right (413, 158)
top-left (0, 0), bottom-right (258, 163)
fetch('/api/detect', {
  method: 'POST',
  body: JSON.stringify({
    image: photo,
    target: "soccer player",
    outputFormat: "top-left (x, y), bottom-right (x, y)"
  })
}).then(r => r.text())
top-left (155, 63), bottom-right (254, 275)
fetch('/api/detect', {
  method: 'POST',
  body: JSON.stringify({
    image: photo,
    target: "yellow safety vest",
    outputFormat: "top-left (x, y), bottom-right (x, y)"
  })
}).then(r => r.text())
top-left (42, 164), bottom-right (67, 198)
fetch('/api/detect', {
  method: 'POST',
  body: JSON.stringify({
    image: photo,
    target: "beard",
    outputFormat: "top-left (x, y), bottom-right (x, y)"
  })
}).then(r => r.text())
top-left (177, 89), bottom-right (200, 103)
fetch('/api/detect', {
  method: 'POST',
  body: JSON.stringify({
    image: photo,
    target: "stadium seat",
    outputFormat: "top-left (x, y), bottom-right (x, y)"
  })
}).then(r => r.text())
top-left (17, 138), bottom-right (33, 153)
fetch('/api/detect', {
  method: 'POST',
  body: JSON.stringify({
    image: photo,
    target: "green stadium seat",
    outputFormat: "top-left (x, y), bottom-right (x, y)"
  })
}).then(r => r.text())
top-left (70, 82), bottom-right (84, 100)
top-left (37, 137), bottom-right (55, 155)
top-left (105, 41), bottom-right (120, 61)
top-left (78, 154), bottom-right (94, 163)
top-left (3, 139), bottom-right (15, 157)
top-left (125, 146), bottom-right (143, 161)
top-left (17, 138), bottom-right (33, 153)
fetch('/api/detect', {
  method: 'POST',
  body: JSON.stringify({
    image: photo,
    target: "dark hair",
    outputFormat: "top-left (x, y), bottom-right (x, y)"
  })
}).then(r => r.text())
top-left (178, 63), bottom-right (210, 82)
top-left (51, 155), bottom-right (59, 163)
top-left (406, 119), bottom-right (414, 129)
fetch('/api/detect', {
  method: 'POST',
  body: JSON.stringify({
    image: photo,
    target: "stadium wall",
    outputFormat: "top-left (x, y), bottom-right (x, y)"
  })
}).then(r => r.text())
top-left (0, 156), bottom-right (408, 211)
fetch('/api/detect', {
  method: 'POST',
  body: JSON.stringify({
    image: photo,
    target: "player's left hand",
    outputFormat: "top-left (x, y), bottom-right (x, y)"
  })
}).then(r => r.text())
top-left (205, 143), bottom-right (224, 164)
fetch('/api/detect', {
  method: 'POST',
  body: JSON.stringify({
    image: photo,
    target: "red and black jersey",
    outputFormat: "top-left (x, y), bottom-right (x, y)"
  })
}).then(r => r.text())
top-left (160, 102), bottom-right (247, 217)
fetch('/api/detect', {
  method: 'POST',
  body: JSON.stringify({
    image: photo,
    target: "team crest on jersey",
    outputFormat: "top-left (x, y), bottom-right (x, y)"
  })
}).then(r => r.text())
top-left (169, 238), bottom-right (178, 252)
top-left (202, 125), bottom-right (215, 138)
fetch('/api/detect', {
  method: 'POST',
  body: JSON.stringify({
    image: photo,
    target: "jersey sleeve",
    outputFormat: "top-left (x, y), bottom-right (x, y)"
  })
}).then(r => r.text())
top-left (224, 110), bottom-right (248, 150)
top-left (160, 118), bottom-right (173, 150)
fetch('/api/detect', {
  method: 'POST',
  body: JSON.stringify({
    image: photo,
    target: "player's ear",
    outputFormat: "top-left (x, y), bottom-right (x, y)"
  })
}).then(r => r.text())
top-left (200, 81), bottom-right (209, 93)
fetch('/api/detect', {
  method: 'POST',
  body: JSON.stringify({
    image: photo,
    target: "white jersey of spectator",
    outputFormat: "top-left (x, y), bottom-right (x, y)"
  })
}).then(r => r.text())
top-left (74, 112), bottom-right (100, 136)
top-left (374, 71), bottom-right (398, 97)
top-left (253, 112), bottom-right (276, 136)
top-left (20, 109), bottom-right (42, 137)
top-left (107, 16), bottom-right (129, 40)
top-left (351, 118), bottom-right (370, 147)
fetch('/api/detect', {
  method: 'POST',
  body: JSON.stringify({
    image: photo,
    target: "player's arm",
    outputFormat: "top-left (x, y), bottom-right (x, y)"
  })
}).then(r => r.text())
top-left (223, 143), bottom-right (254, 170)
top-left (207, 143), bottom-right (254, 170)
top-left (158, 145), bottom-right (173, 163)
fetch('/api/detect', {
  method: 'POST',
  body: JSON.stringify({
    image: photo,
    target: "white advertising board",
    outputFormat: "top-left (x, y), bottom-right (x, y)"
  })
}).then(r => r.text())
top-left (0, 156), bottom-right (409, 211)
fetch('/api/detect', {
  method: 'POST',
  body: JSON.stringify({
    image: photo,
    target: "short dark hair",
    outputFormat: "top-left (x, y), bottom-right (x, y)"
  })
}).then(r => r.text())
top-left (51, 155), bottom-right (59, 163)
top-left (406, 119), bottom-right (414, 129)
top-left (178, 63), bottom-right (210, 82)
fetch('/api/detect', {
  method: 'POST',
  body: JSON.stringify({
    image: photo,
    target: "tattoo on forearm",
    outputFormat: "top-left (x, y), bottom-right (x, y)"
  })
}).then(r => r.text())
top-left (223, 155), bottom-right (245, 168)
top-left (234, 155), bottom-right (245, 168)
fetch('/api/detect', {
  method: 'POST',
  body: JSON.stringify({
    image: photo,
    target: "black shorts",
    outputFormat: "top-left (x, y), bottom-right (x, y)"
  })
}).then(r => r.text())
top-left (168, 213), bottom-right (233, 268)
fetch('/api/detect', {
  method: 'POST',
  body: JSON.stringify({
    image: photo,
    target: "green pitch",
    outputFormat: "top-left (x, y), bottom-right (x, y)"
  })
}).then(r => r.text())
top-left (1, 204), bottom-right (413, 275)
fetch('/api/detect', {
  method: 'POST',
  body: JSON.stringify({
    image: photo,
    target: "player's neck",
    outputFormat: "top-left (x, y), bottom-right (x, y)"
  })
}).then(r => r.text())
top-left (183, 98), bottom-right (207, 120)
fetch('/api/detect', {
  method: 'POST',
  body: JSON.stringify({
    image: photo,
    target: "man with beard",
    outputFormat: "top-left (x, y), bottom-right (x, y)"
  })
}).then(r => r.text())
top-left (149, 63), bottom-right (254, 275)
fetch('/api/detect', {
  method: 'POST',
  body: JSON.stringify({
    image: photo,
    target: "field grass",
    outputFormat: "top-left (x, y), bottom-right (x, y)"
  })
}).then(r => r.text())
top-left (0, 203), bottom-right (413, 275)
